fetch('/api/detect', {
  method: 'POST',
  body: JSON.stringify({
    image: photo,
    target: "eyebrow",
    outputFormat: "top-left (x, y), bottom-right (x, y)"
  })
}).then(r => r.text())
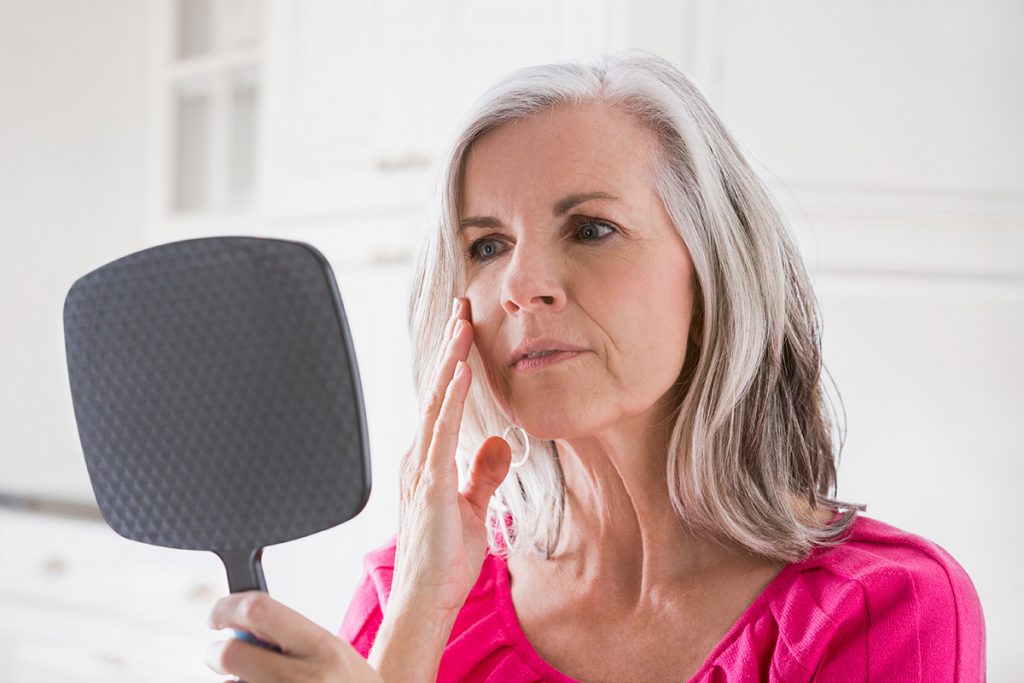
top-left (457, 191), bottom-right (620, 232)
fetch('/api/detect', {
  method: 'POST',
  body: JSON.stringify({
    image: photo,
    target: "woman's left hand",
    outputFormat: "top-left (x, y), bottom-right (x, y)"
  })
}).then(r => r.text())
top-left (206, 591), bottom-right (383, 682)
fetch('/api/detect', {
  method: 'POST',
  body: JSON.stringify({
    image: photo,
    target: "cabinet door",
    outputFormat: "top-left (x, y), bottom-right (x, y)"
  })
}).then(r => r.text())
top-left (0, 509), bottom-right (223, 682)
top-left (262, 0), bottom-right (435, 219)
top-left (260, 0), bottom-right (643, 222)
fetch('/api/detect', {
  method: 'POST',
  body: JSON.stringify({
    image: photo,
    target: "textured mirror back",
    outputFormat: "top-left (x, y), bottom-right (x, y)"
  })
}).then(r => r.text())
top-left (63, 236), bottom-right (370, 553)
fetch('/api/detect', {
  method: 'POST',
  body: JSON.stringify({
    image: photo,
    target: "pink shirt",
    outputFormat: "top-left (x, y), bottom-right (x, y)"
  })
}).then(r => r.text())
top-left (337, 514), bottom-right (986, 681)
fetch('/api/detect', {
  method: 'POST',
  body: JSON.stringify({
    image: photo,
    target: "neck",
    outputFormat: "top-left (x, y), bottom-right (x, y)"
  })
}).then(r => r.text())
top-left (543, 396), bottom-right (780, 611)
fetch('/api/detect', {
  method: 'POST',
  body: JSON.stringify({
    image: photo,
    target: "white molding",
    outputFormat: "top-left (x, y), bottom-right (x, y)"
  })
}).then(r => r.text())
top-left (166, 49), bottom-right (262, 82)
top-left (770, 181), bottom-right (1024, 282)
top-left (146, 0), bottom-right (266, 247)
top-left (143, 0), bottom-right (172, 248)
top-left (770, 180), bottom-right (1024, 217)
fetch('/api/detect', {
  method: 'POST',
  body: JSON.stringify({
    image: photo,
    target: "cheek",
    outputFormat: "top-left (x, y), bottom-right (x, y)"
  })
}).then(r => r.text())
top-left (646, 264), bottom-right (697, 377)
top-left (588, 253), bottom-right (666, 343)
top-left (464, 282), bottom-right (498, 343)
top-left (464, 285), bottom-right (510, 391)
top-left (601, 249), bottom-right (694, 368)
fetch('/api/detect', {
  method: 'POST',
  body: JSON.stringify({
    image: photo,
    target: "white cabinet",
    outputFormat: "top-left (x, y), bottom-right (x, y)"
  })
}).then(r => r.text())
top-left (261, 0), bottom-right (434, 221)
top-left (0, 509), bottom-right (224, 682)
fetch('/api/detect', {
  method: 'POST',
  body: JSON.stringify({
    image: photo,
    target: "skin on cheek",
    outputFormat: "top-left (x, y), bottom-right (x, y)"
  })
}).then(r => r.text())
top-left (461, 286), bottom-right (515, 417)
top-left (596, 244), bottom-right (693, 419)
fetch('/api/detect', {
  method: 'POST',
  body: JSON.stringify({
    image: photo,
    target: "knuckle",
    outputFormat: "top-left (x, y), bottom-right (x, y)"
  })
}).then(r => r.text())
top-left (318, 636), bottom-right (344, 669)
top-left (411, 476), bottom-right (432, 502)
top-left (432, 414), bottom-right (453, 439)
top-left (399, 446), bottom-right (415, 470)
top-left (430, 423), bottom-right (445, 445)
top-left (401, 475), bottom-right (420, 503)
top-left (425, 387), bottom-right (445, 413)
top-left (238, 592), bottom-right (266, 623)
top-left (399, 479), bottom-right (416, 508)
top-left (399, 463), bottom-right (413, 488)
top-left (212, 594), bottom-right (234, 615)
top-left (399, 451), bottom-right (421, 484)
top-left (217, 639), bottom-right (242, 671)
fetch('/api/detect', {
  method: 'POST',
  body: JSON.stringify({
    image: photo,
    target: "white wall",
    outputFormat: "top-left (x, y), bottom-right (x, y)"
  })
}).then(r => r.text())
top-left (0, 0), bottom-right (151, 499)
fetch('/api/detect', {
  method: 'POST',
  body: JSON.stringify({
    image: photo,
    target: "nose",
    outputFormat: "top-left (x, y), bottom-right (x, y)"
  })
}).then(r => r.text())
top-left (500, 240), bottom-right (566, 316)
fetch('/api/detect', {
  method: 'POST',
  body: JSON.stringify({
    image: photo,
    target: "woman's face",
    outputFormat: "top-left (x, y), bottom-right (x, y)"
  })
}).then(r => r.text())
top-left (459, 102), bottom-right (699, 440)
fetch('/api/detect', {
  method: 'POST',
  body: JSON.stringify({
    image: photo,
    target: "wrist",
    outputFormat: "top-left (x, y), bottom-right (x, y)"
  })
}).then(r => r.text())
top-left (386, 584), bottom-right (465, 622)
top-left (368, 599), bottom-right (459, 683)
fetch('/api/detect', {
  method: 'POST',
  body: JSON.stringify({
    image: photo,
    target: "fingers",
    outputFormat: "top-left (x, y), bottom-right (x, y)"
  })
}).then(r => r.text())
top-left (206, 592), bottom-right (384, 683)
top-left (207, 635), bottom-right (378, 683)
top-left (427, 298), bottom-right (471, 407)
top-left (425, 357), bottom-right (472, 479)
top-left (427, 319), bottom-right (470, 407)
top-left (206, 635), bottom-right (289, 682)
top-left (461, 436), bottom-right (512, 519)
top-left (428, 297), bottom-right (467, 389)
top-left (414, 298), bottom-right (472, 472)
top-left (440, 296), bottom-right (461, 347)
top-left (207, 591), bottom-right (330, 658)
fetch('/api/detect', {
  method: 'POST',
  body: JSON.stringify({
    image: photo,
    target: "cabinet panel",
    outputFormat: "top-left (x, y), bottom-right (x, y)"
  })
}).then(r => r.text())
top-left (260, 0), bottom-right (638, 223)
top-left (0, 509), bottom-right (223, 681)
top-left (713, 0), bottom-right (1024, 195)
top-left (271, 0), bottom-right (381, 172)
top-left (815, 274), bottom-right (1022, 682)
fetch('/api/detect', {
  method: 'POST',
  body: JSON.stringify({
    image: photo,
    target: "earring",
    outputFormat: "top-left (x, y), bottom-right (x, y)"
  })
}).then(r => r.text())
top-left (502, 425), bottom-right (532, 468)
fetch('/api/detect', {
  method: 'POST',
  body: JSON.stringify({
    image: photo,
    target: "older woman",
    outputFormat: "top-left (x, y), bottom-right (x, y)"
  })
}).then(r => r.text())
top-left (205, 53), bottom-right (986, 682)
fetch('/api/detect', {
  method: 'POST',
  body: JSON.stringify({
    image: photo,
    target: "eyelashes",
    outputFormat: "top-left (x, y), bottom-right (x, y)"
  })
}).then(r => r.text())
top-left (464, 218), bottom-right (619, 263)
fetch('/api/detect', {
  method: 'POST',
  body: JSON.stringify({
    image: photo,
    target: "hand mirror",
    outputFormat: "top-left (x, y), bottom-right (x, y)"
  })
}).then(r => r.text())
top-left (62, 236), bottom-right (371, 651)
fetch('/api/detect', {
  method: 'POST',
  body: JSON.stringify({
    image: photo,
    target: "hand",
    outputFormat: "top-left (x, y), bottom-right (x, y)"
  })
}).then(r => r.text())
top-left (205, 590), bottom-right (383, 682)
top-left (391, 296), bottom-right (513, 616)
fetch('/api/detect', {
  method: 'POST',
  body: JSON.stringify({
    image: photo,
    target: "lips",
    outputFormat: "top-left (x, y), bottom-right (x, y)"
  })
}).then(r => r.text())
top-left (512, 350), bottom-right (586, 372)
top-left (509, 338), bottom-right (589, 367)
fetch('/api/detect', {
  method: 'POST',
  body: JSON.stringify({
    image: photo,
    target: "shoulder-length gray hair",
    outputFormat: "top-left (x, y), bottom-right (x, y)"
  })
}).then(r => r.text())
top-left (406, 50), bottom-right (864, 564)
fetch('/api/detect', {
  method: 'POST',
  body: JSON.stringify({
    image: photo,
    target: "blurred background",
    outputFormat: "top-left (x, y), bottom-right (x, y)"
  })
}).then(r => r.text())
top-left (1, 0), bottom-right (1021, 680)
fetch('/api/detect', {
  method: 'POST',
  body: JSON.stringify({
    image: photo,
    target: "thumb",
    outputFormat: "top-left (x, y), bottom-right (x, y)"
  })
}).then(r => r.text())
top-left (461, 435), bottom-right (512, 518)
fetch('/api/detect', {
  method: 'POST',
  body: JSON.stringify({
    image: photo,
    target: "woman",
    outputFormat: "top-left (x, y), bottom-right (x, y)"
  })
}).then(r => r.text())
top-left (205, 53), bottom-right (986, 682)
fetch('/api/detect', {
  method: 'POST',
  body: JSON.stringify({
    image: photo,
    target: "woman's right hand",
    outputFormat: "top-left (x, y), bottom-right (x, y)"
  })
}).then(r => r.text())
top-left (389, 296), bottom-right (513, 618)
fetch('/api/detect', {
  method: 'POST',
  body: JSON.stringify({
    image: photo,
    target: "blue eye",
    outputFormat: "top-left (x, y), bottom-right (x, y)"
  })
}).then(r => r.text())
top-left (469, 239), bottom-right (502, 261)
top-left (577, 221), bottom-right (615, 241)
top-left (466, 219), bottom-right (618, 263)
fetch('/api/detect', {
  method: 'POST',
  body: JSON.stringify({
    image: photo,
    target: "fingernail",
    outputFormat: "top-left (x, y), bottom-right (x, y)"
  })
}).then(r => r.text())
top-left (451, 297), bottom-right (460, 317)
top-left (455, 360), bottom-right (466, 378)
top-left (205, 641), bottom-right (222, 668)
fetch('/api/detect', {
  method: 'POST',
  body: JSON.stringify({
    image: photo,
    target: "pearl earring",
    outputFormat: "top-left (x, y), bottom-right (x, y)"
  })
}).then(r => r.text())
top-left (502, 425), bottom-right (531, 468)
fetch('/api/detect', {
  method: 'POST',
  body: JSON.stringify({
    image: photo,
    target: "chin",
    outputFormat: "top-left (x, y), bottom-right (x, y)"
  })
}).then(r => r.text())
top-left (492, 376), bottom-right (602, 439)
top-left (511, 407), bottom-right (592, 442)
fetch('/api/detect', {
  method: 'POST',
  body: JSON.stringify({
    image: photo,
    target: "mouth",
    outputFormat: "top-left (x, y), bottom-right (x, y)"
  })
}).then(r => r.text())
top-left (507, 335), bottom-right (589, 368)
top-left (509, 338), bottom-right (590, 368)
top-left (511, 350), bottom-right (587, 372)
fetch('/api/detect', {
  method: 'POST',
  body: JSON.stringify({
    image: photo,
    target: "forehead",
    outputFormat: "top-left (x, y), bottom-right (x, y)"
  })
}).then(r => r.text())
top-left (460, 102), bottom-right (658, 216)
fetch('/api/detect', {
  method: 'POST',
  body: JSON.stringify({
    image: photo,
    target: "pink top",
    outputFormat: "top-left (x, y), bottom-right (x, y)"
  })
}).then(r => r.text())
top-left (337, 514), bottom-right (986, 681)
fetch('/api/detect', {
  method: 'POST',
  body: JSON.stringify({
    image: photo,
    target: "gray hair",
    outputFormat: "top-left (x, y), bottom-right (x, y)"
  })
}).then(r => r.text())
top-left (407, 50), bottom-right (864, 564)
